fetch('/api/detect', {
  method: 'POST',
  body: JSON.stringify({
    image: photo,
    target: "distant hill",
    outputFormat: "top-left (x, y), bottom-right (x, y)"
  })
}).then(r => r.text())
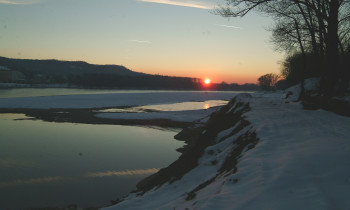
top-left (0, 56), bottom-right (204, 89)
top-left (0, 56), bottom-right (145, 77)
top-left (0, 56), bottom-right (259, 90)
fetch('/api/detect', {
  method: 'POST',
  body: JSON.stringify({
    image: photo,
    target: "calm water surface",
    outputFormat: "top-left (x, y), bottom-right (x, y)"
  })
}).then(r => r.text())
top-left (0, 114), bottom-right (184, 209)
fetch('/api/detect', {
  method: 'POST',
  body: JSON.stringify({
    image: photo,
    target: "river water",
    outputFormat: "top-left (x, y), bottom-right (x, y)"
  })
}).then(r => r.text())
top-left (0, 113), bottom-right (184, 209)
top-left (0, 88), bottom-right (233, 209)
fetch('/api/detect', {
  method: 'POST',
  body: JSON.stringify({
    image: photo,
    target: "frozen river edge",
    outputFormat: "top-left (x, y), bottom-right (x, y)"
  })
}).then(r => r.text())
top-left (0, 91), bottom-right (238, 128)
top-left (0, 107), bottom-right (221, 129)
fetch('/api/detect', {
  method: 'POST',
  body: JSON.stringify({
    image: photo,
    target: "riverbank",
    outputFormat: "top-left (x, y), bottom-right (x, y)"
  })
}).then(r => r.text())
top-left (103, 88), bottom-right (350, 209)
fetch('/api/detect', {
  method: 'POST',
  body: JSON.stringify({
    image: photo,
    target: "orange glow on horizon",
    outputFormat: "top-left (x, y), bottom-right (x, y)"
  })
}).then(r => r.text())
top-left (103, 64), bottom-right (264, 84)
top-left (204, 78), bottom-right (211, 85)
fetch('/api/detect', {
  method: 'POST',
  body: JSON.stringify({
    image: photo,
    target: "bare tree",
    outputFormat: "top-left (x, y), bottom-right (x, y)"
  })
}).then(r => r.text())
top-left (258, 73), bottom-right (280, 90)
top-left (216, 0), bottom-right (350, 96)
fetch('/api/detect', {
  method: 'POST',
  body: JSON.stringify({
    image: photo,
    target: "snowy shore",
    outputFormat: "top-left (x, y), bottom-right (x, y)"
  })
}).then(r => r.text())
top-left (102, 90), bottom-right (350, 210)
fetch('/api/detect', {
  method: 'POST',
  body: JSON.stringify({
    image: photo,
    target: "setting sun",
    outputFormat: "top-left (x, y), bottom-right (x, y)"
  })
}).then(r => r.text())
top-left (204, 78), bottom-right (211, 85)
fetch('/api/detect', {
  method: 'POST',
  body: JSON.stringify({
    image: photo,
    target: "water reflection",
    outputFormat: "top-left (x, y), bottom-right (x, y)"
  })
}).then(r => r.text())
top-left (0, 114), bottom-right (183, 209)
top-left (98, 100), bottom-right (228, 113)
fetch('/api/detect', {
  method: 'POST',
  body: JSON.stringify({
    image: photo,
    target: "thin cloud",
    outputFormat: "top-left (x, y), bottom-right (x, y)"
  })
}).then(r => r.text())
top-left (85, 168), bottom-right (159, 178)
top-left (216, 24), bottom-right (242, 29)
top-left (0, 176), bottom-right (67, 188)
top-left (0, 0), bottom-right (42, 4)
top-left (128, 39), bottom-right (152, 44)
top-left (137, 0), bottom-right (213, 10)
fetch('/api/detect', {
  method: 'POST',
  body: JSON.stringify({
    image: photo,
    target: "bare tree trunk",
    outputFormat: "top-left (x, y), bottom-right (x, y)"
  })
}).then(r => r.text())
top-left (322, 0), bottom-right (340, 96)
top-left (315, 0), bottom-right (326, 56)
top-left (304, 1), bottom-right (319, 55)
top-left (295, 19), bottom-right (307, 100)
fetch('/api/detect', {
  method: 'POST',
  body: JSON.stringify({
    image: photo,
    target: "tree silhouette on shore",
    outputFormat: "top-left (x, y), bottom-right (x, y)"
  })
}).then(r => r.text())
top-left (217, 0), bottom-right (350, 96)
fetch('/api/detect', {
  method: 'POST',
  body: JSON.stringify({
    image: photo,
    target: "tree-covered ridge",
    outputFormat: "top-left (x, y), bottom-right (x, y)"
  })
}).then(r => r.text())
top-left (0, 56), bottom-right (144, 77)
top-left (0, 56), bottom-right (259, 90)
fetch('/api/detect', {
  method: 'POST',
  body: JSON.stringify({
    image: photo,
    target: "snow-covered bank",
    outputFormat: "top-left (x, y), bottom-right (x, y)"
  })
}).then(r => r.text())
top-left (0, 92), bottom-right (237, 109)
top-left (102, 92), bottom-right (350, 210)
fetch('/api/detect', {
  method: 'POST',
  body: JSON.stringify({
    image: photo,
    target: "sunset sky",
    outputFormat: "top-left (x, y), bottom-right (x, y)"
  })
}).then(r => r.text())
top-left (0, 0), bottom-right (283, 84)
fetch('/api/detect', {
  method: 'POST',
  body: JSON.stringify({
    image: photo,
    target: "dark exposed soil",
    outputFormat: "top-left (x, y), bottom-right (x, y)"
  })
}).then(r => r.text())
top-left (302, 95), bottom-right (350, 117)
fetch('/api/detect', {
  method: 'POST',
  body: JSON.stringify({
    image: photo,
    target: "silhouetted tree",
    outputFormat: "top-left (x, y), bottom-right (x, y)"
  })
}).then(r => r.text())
top-left (258, 73), bottom-right (280, 90)
top-left (281, 52), bottom-right (325, 85)
top-left (217, 0), bottom-right (350, 96)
